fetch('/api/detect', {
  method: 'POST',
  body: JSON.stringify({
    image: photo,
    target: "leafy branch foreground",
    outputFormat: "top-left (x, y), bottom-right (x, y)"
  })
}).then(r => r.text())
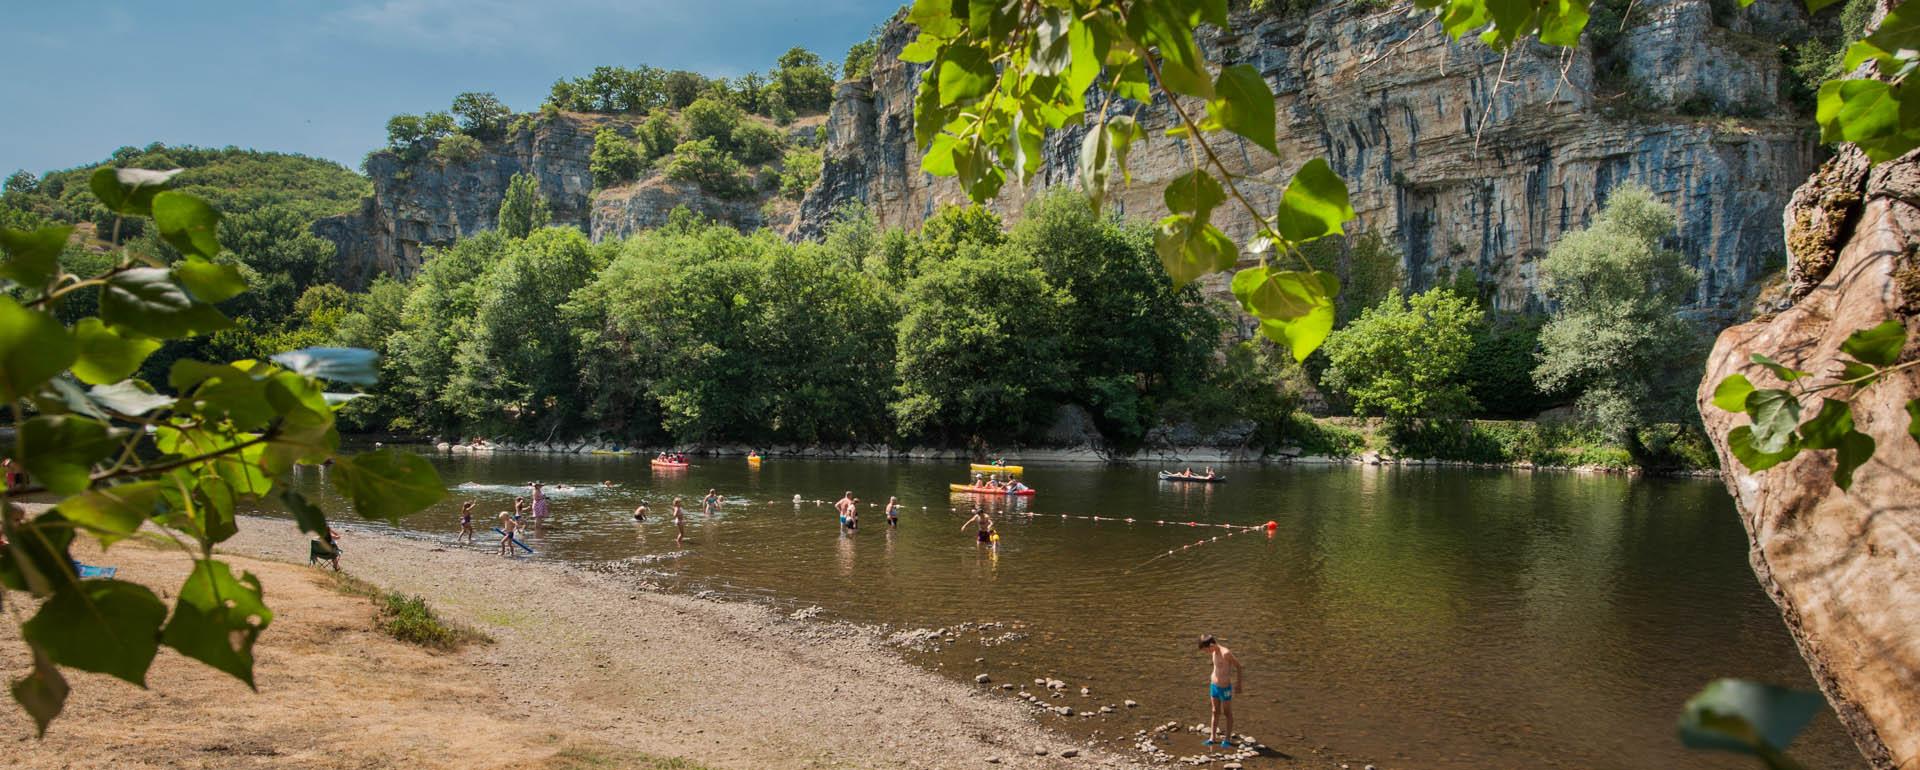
top-left (1, 168), bottom-right (445, 734)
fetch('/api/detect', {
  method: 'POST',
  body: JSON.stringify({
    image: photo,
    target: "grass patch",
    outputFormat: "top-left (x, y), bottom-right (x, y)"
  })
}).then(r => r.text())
top-left (377, 592), bottom-right (491, 650)
top-left (540, 744), bottom-right (719, 770)
top-left (322, 570), bottom-right (382, 599)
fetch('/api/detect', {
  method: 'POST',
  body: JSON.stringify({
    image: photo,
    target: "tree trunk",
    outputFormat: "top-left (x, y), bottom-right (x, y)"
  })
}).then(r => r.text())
top-left (1695, 144), bottom-right (1920, 770)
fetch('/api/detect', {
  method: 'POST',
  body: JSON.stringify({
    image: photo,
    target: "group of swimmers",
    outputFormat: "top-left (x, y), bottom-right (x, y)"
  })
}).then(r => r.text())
top-left (967, 473), bottom-right (1031, 493)
top-left (832, 491), bottom-right (902, 532)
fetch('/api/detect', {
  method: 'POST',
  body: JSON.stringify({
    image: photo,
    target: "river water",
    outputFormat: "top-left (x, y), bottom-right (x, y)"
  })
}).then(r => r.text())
top-left (281, 452), bottom-right (1861, 770)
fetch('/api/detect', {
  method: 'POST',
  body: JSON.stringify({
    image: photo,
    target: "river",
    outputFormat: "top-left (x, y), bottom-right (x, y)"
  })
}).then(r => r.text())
top-left (278, 451), bottom-right (1862, 770)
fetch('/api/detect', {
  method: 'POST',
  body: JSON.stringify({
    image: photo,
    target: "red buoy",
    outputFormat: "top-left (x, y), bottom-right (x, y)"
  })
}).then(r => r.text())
top-left (1265, 520), bottom-right (1278, 531)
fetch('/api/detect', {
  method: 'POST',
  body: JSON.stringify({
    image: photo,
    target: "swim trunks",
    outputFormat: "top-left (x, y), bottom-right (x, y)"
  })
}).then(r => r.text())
top-left (978, 530), bottom-right (991, 543)
top-left (1209, 683), bottom-right (1233, 701)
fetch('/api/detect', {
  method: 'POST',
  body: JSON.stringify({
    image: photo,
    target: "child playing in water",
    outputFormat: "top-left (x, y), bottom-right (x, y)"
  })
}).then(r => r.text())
top-left (703, 488), bottom-right (720, 517)
top-left (459, 501), bottom-right (475, 544)
top-left (497, 511), bottom-right (517, 556)
top-left (633, 501), bottom-right (649, 522)
top-left (1198, 634), bottom-right (1245, 748)
top-left (671, 496), bottom-right (687, 545)
top-left (961, 506), bottom-right (994, 546)
top-left (885, 496), bottom-right (900, 527)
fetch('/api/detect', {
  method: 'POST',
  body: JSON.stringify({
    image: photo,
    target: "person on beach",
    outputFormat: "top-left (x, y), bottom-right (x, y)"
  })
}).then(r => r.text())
top-left (885, 496), bottom-right (900, 527)
top-left (703, 488), bottom-right (720, 517)
top-left (530, 482), bottom-right (550, 521)
top-left (633, 501), bottom-right (649, 522)
top-left (962, 506), bottom-right (994, 546)
top-left (671, 496), bottom-right (687, 544)
top-left (459, 501), bottom-right (476, 544)
top-left (1198, 634), bottom-right (1244, 748)
top-left (497, 511), bottom-right (518, 556)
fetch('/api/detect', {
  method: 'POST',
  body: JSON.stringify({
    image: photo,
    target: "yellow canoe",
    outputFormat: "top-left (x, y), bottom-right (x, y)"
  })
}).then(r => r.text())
top-left (747, 455), bottom-right (762, 464)
top-left (969, 462), bottom-right (1023, 475)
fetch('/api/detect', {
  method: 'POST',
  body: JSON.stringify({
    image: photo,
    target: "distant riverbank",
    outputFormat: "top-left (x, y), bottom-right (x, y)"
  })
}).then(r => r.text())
top-left (390, 415), bottom-right (1718, 477)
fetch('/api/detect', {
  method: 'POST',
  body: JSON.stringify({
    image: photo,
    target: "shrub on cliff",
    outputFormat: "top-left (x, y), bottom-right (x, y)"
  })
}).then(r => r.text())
top-left (681, 97), bottom-right (744, 146)
top-left (430, 133), bottom-right (484, 165)
top-left (497, 172), bottom-right (551, 238)
top-left (772, 46), bottom-right (835, 113)
top-left (636, 110), bottom-right (681, 160)
top-left (662, 138), bottom-right (750, 198)
top-left (450, 91), bottom-right (511, 140)
top-left (591, 128), bottom-right (647, 188)
top-left (386, 112), bottom-right (457, 163)
top-left (779, 147), bottom-right (822, 199)
top-left (731, 122), bottom-right (784, 165)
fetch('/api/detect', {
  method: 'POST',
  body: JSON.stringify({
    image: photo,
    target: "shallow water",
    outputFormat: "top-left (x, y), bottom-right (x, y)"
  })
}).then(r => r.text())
top-left (278, 452), bottom-right (1863, 770)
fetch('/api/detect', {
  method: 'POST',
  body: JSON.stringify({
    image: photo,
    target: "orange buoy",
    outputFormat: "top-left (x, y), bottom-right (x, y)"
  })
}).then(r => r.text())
top-left (1265, 520), bottom-right (1278, 531)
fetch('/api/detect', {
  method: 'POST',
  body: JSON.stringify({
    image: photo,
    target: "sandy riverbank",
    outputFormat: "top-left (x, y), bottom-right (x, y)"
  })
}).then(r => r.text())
top-left (1, 516), bottom-right (1156, 769)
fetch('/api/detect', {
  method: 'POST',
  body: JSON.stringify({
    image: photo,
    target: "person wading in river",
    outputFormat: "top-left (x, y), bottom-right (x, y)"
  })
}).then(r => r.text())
top-left (885, 496), bottom-right (901, 527)
top-left (671, 496), bottom-right (687, 545)
top-left (703, 488), bottom-right (720, 517)
top-left (1198, 634), bottom-right (1244, 748)
top-left (961, 506), bottom-right (995, 547)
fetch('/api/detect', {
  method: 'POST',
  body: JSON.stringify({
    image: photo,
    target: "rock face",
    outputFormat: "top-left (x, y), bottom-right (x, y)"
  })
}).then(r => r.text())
top-left (796, 0), bottom-right (1819, 316)
top-left (1696, 144), bottom-right (1920, 770)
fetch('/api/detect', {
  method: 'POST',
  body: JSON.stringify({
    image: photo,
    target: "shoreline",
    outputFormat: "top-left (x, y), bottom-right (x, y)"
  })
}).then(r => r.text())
top-left (4, 515), bottom-right (1168, 769)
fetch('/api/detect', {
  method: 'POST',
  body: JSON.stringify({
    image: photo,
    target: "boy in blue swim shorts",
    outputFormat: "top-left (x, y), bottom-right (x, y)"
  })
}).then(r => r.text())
top-left (1199, 634), bottom-right (1244, 748)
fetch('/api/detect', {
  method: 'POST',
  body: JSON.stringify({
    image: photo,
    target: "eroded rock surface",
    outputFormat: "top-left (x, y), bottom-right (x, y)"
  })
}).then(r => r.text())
top-left (1696, 145), bottom-right (1920, 770)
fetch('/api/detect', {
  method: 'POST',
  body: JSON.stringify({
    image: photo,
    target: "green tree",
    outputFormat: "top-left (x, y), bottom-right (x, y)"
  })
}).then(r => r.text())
top-left (496, 172), bottom-right (550, 238)
top-left (1321, 287), bottom-right (1484, 423)
top-left (779, 147), bottom-right (823, 199)
top-left (681, 97), bottom-right (744, 145)
top-left (1013, 191), bottom-right (1219, 445)
top-left (773, 46), bottom-right (835, 113)
top-left (636, 109), bottom-right (682, 160)
top-left (445, 228), bottom-right (601, 433)
top-left (664, 70), bottom-right (708, 108)
top-left (1333, 231), bottom-right (1403, 325)
top-left (662, 139), bottom-right (750, 198)
top-left (1533, 181), bottom-right (1701, 446)
top-left (430, 133), bottom-right (484, 165)
top-left (385, 112), bottom-right (456, 163)
top-left (892, 246), bottom-right (1071, 441)
top-left (389, 233), bottom-right (508, 431)
top-left (730, 122), bottom-right (784, 165)
top-left (590, 128), bottom-right (646, 188)
top-left (844, 38), bottom-right (879, 81)
top-left (450, 92), bottom-right (512, 140)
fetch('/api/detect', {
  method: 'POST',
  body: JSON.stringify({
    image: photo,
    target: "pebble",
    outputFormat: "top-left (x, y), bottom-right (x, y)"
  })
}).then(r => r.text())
top-left (1224, 764), bottom-right (1242, 770)
top-left (985, 758), bottom-right (1000, 765)
top-left (1058, 706), bottom-right (1075, 716)
top-left (1099, 706), bottom-right (1114, 713)
top-left (974, 657), bottom-right (985, 663)
top-left (1079, 687), bottom-right (1090, 696)
top-left (1060, 749), bottom-right (1079, 758)
top-left (1000, 683), bottom-right (1014, 690)
top-left (1125, 699), bottom-right (1139, 707)
top-left (975, 674), bottom-right (991, 683)
top-left (1034, 748), bottom-right (1049, 756)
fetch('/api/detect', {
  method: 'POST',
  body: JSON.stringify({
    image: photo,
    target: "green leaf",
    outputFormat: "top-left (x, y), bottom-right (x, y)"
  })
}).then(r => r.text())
top-left (160, 560), bottom-right (273, 689)
top-left (1745, 389), bottom-right (1802, 454)
top-left (151, 191), bottom-right (223, 259)
top-left (1833, 429), bottom-right (1876, 491)
top-left (1909, 398), bottom-right (1920, 447)
top-left (1208, 64), bottom-right (1278, 156)
top-left (1026, 7), bottom-right (1073, 77)
top-left (1164, 169), bottom-right (1226, 219)
top-left (0, 225), bottom-right (74, 287)
top-left (0, 512), bottom-right (77, 597)
top-left (1728, 425), bottom-right (1802, 471)
top-left (1679, 679), bottom-right (1825, 757)
top-left (1711, 374), bottom-right (1756, 413)
top-left (1816, 78), bottom-right (1920, 163)
top-left (1107, 115), bottom-right (1144, 184)
top-left (1804, 0), bottom-right (1842, 12)
top-left (1153, 214), bottom-right (1237, 289)
top-left (1750, 353), bottom-right (1809, 383)
top-left (280, 489), bottom-right (332, 538)
top-left (88, 166), bottom-right (181, 218)
top-left (330, 449), bottom-right (446, 521)
top-left (1839, 319), bottom-right (1906, 367)
top-left (905, 0), bottom-right (960, 39)
top-left (72, 318), bottom-right (162, 385)
top-left (172, 257), bottom-right (246, 303)
top-left (18, 415), bottom-right (126, 495)
top-left (11, 650), bottom-right (68, 738)
top-left (1798, 398), bottom-right (1854, 449)
top-left (270, 347), bottom-right (380, 386)
top-left (23, 579), bottom-right (167, 687)
top-left (100, 267), bottom-right (233, 339)
top-left (88, 381), bottom-right (174, 416)
top-left (1273, 158), bottom-right (1355, 244)
top-left (55, 482), bottom-right (164, 546)
top-left (938, 45), bottom-right (996, 106)
top-left (1079, 122), bottom-right (1112, 210)
top-left (0, 296), bottom-right (77, 400)
top-left (1253, 270), bottom-right (1340, 362)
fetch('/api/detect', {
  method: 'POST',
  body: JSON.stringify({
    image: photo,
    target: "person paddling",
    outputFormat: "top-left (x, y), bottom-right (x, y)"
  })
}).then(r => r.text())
top-left (1198, 634), bottom-right (1245, 748)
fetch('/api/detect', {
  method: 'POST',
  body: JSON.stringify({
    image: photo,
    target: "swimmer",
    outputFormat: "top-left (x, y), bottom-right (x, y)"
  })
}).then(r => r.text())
top-left (633, 501), bottom-right (649, 522)
top-left (602, 480), bottom-right (616, 488)
top-left (885, 496), bottom-right (900, 527)
top-left (703, 488), bottom-right (720, 517)
top-left (1199, 635), bottom-right (1245, 748)
top-left (794, 494), bottom-right (804, 504)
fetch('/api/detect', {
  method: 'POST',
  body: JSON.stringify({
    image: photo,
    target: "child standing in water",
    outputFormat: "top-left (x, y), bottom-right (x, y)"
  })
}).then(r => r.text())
top-left (703, 488), bottom-right (720, 517)
top-left (1198, 634), bottom-right (1245, 748)
top-left (671, 496), bottom-right (687, 545)
top-left (458, 501), bottom-right (475, 544)
top-left (885, 496), bottom-right (900, 527)
top-left (961, 506), bottom-right (994, 546)
top-left (497, 511), bottom-right (517, 556)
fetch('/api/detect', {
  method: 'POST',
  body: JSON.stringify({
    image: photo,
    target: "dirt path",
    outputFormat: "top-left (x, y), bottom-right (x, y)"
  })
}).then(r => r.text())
top-left (1, 516), bottom-right (1144, 769)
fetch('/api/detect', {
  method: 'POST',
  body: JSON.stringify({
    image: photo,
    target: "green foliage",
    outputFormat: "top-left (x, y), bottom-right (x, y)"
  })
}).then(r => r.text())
top-left (774, 46), bottom-right (836, 113)
top-left (430, 133), bottom-right (485, 165)
top-left (681, 97), bottom-right (744, 145)
top-left (1330, 231), bottom-right (1402, 325)
top-left (450, 92), bottom-right (512, 140)
top-left (443, 228), bottom-right (602, 433)
top-left (662, 139), bottom-right (751, 198)
top-left (778, 147), bottom-right (823, 199)
top-left (496, 173), bottom-right (551, 239)
top-left (636, 110), bottom-right (683, 160)
top-left (1679, 680), bottom-right (1825, 770)
top-left (385, 112), bottom-right (458, 163)
top-left (376, 592), bottom-right (488, 650)
top-left (0, 171), bottom-right (442, 732)
top-left (1464, 315), bottom-right (1552, 418)
top-left (386, 232), bottom-right (506, 431)
top-left (1322, 287), bottom-right (1484, 423)
top-left (663, 70), bottom-right (710, 109)
top-left (591, 128), bottom-right (647, 188)
top-left (2, 145), bottom-right (366, 232)
top-left (546, 65), bottom-right (672, 113)
top-left (731, 122), bottom-right (784, 165)
top-left (1534, 182), bottom-right (1701, 444)
top-left (1817, 0), bottom-right (1920, 160)
top-left (844, 37), bottom-right (880, 81)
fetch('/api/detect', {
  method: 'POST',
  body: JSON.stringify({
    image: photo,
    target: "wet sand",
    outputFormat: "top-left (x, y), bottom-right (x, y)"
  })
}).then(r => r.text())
top-left (0, 516), bottom-right (1149, 769)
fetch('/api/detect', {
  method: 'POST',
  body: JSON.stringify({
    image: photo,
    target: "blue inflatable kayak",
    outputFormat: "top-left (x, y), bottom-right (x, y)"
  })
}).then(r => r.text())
top-left (492, 527), bottom-right (534, 554)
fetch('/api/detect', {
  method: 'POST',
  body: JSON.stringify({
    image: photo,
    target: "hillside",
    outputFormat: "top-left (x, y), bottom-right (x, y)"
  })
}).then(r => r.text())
top-left (1, 143), bottom-right (368, 232)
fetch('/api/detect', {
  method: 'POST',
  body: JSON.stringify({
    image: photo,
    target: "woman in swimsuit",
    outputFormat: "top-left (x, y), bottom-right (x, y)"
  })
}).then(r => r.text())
top-left (961, 506), bottom-right (994, 545)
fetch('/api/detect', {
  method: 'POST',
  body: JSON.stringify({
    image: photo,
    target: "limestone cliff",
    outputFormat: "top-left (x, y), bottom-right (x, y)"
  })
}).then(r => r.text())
top-left (796, 0), bottom-right (1821, 316)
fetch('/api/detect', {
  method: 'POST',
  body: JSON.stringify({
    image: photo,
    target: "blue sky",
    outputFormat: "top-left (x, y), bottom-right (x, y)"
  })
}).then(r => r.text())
top-left (0, 0), bottom-right (899, 176)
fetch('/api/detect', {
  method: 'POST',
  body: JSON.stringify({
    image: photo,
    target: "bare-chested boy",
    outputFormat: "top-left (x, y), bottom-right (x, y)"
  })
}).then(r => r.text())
top-left (1198, 634), bottom-right (1244, 748)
